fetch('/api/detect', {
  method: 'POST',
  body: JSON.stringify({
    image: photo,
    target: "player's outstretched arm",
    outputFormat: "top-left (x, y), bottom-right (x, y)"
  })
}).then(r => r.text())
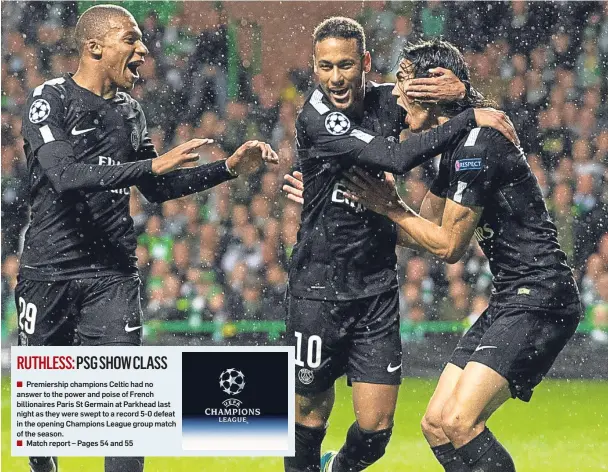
top-left (307, 107), bottom-right (514, 177)
top-left (343, 168), bottom-right (481, 263)
top-left (353, 107), bottom-right (518, 175)
top-left (137, 140), bottom-right (278, 203)
top-left (353, 108), bottom-right (476, 175)
top-left (37, 138), bottom-right (212, 197)
top-left (36, 140), bottom-right (159, 195)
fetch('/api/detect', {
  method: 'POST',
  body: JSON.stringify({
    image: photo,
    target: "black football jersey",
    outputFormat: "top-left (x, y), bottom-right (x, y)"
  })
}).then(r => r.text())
top-left (430, 127), bottom-right (580, 307)
top-left (289, 83), bottom-right (477, 300)
top-left (20, 74), bottom-right (158, 281)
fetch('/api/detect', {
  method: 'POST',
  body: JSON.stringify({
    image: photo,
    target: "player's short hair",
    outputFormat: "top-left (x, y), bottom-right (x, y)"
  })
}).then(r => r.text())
top-left (400, 38), bottom-right (496, 115)
top-left (74, 4), bottom-right (134, 53)
top-left (313, 17), bottom-right (366, 56)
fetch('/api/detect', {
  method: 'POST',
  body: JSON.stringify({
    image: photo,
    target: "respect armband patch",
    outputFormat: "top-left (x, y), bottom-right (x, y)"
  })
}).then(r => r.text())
top-left (455, 158), bottom-right (482, 172)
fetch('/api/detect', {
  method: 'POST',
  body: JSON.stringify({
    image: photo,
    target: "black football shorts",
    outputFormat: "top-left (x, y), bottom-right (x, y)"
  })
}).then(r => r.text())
top-left (15, 274), bottom-right (143, 347)
top-left (449, 301), bottom-right (581, 401)
top-left (286, 288), bottom-right (402, 396)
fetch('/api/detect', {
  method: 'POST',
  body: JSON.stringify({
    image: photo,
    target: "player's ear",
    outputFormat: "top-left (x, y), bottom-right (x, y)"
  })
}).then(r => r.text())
top-left (363, 51), bottom-right (371, 73)
top-left (86, 39), bottom-right (103, 60)
top-left (313, 55), bottom-right (318, 74)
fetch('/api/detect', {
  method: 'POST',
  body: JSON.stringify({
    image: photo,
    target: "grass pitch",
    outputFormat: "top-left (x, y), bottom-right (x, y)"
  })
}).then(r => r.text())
top-left (2, 375), bottom-right (607, 471)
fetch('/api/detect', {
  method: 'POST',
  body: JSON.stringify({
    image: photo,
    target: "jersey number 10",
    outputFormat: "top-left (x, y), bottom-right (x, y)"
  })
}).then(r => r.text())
top-left (294, 331), bottom-right (322, 368)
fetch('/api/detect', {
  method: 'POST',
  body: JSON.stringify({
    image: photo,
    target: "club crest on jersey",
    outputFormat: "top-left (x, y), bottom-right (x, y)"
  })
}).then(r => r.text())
top-left (325, 112), bottom-right (350, 135)
top-left (455, 158), bottom-right (482, 172)
top-left (298, 368), bottom-right (314, 385)
top-left (19, 331), bottom-right (29, 346)
top-left (29, 99), bottom-right (51, 124)
top-left (130, 128), bottom-right (141, 151)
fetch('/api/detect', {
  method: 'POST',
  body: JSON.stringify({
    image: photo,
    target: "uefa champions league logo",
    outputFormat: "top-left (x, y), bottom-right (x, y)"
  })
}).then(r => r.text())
top-left (209, 368), bottom-right (261, 420)
top-left (29, 99), bottom-right (51, 124)
top-left (325, 112), bottom-right (350, 135)
top-left (219, 368), bottom-right (246, 396)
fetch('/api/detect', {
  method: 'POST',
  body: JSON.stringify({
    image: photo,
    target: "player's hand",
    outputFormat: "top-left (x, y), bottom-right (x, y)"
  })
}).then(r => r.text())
top-left (226, 140), bottom-right (279, 176)
top-left (405, 68), bottom-right (466, 102)
top-left (473, 108), bottom-right (520, 146)
top-left (342, 168), bottom-right (406, 218)
top-left (282, 171), bottom-right (304, 204)
top-left (151, 138), bottom-right (214, 175)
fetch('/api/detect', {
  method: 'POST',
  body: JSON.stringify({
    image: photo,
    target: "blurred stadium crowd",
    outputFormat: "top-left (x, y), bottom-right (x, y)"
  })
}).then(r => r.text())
top-left (2, 1), bottom-right (607, 342)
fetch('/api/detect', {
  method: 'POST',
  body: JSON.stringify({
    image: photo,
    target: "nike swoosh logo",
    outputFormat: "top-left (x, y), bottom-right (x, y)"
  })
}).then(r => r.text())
top-left (475, 345), bottom-right (497, 352)
top-left (125, 324), bottom-right (142, 333)
top-left (71, 126), bottom-right (95, 136)
top-left (387, 363), bottom-right (402, 373)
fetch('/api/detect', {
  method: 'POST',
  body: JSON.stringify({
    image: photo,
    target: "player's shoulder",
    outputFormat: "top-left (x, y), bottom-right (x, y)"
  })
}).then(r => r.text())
top-left (27, 76), bottom-right (69, 103)
top-left (457, 127), bottom-right (516, 155)
top-left (24, 77), bottom-right (71, 124)
top-left (450, 126), bottom-right (522, 174)
top-left (446, 127), bottom-right (490, 172)
top-left (299, 86), bottom-right (331, 119)
top-left (476, 127), bottom-right (514, 148)
top-left (297, 86), bottom-right (333, 133)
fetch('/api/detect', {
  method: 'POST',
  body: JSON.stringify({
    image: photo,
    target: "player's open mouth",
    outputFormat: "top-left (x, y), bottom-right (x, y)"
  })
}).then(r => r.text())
top-left (329, 88), bottom-right (350, 102)
top-left (126, 60), bottom-right (143, 79)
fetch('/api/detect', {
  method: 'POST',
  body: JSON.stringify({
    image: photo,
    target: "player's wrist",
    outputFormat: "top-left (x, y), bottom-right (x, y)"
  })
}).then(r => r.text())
top-left (386, 200), bottom-right (409, 221)
top-left (150, 158), bottom-right (163, 175)
top-left (225, 159), bottom-right (238, 177)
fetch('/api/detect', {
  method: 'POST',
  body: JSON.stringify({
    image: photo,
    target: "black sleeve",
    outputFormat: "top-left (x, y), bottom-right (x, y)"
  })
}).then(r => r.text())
top-left (36, 141), bottom-right (154, 194)
top-left (357, 109), bottom-right (476, 174)
top-left (136, 159), bottom-right (236, 204)
top-left (302, 106), bottom-right (476, 175)
top-left (22, 83), bottom-right (69, 154)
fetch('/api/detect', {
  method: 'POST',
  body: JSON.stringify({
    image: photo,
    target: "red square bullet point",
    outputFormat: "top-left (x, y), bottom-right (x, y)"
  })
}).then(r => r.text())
top-left (16, 440), bottom-right (23, 446)
top-left (16, 381), bottom-right (23, 388)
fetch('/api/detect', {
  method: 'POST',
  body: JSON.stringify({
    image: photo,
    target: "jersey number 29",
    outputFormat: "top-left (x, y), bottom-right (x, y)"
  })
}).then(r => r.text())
top-left (18, 297), bottom-right (38, 335)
